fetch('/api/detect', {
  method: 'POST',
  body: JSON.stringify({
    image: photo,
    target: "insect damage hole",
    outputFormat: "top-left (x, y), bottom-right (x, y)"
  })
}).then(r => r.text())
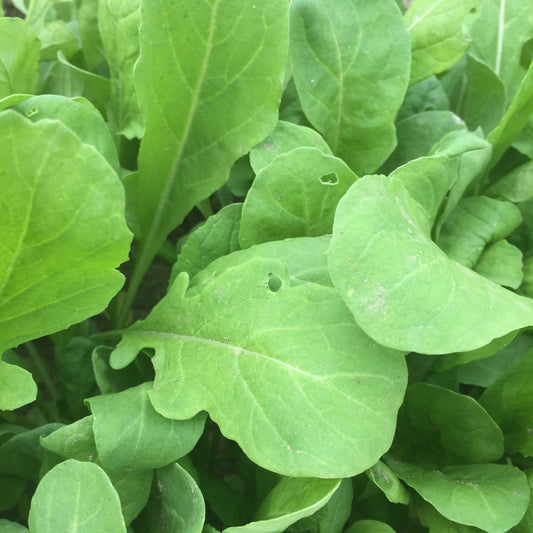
top-left (319, 172), bottom-right (339, 185)
top-left (267, 275), bottom-right (282, 292)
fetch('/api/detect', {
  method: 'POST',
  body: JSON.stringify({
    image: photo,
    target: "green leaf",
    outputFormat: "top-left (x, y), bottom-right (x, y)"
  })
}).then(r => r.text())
top-left (485, 160), bottom-right (533, 202)
top-left (0, 17), bottom-right (40, 98)
top-left (170, 203), bottom-right (243, 285)
top-left (328, 175), bottom-right (533, 354)
top-left (387, 459), bottom-right (530, 533)
top-left (92, 346), bottom-right (151, 395)
top-left (437, 197), bottom-right (523, 268)
top-left (134, 463), bottom-right (205, 533)
top-left (0, 519), bottom-right (29, 532)
top-left (473, 239), bottom-right (523, 289)
top-left (298, 478), bottom-right (352, 533)
top-left (468, 0), bottom-right (533, 102)
top-left (488, 60), bottom-right (533, 167)
top-left (0, 359), bottom-right (36, 411)
top-left (39, 51), bottom-right (110, 117)
top-left (366, 460), bottom-right (410, 505)
top-left (289, 0), bottom-right (410, 175)
top-left (127, 0), bottom-right (288, 306)
top-left (13, 94), bottom-right (121, 173)
top-left (224, 478), bottom-right (340, 533)
top-left (0, 474), bottom-right (26, 512)
top-left (382, 111), bottom-right (466, 173)
top-left (24, 0), bottom-right (79, 60)
top-left (0, 424), bottom-right (62, 479)
top-left (111, 240), bottom-right (407, 477)
top-left (415, 499), bottom-right (486, 533)
top-left (41, 418), bottom-right (153, 525)
top-left (77, 0), bottom-right (106, 69)
top-left (0, 111), bottom-right (132, 353)
top-left (514, 469), bottom-right (533, 533)
top-left (404, 0), bottom-right (483, 85)
top-left (480, 348), bottom-right (533, 456)
top-left (107, 469), bottom-right (153, 526)
top-left (41, 416), bottom-right (97, 462)
top-left (52, 337), bottom-right (98, 419)
top-left (452, 333), bottom-right (532, 387)
top-left (344, 520), bottom-right (395, 533)
top-left (249, 121), bottom-right (332, 174)
top-left (443, 54), bottom-right (506, 134)
top-left (87, 383), bottom-right (205, 471)
top-left (186, 236), bottom-right (333, 291)
top-left (392, 383), bottom-right (504, 466)
top-left (239, 148), bottom-right (358, 248)
top-left (98, 0), bottom-right (143, 139)
top-left (396, 75), bottom-right (449, 123)
top-left (28, 459), bottom-right (126, 532)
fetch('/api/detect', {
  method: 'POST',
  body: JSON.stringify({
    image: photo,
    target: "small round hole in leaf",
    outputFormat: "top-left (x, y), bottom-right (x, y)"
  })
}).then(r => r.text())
top-left (268, 276), bottom-right (282, 292)
top-left (26, 107), bottom-right (39, 117)
top-left (319, 172), bottom-right (338, 185)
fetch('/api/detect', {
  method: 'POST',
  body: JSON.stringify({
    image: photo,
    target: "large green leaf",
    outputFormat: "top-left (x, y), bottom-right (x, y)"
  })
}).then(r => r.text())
top-left (392, 383), bottom-right (504, 467)
top-left (405, 0), bottom-right (483, 85)
top-left (468, 0), bottom-right (533, 102)
top-left (387, 459), bottom-right (530, 533)
top-left (98, 0), bottom-right (143, 139)
top-left (87, 383), bottom-right (205, 471)
top-left (224, 478), bottom-right (340, 533)
top-left (111, 240), bottom-right (407, 478)
top-left (289, 0), bottom-right (410, 175)
top-left (124, 0), bottom-right (288, 319)
top-left (239, 148), bottom-right (358, 248)
top-left (0, 111), bottom-right (131, 353)
top-left (0, 17), bottom-right (40, 98)
top-left (328, 175), bottom-right (533, 354)
top-left (480, 348), bottom-right (533, 456)
top-left (134, 463), bottom-right (205, 533)
top-left (28, 460), bottom-right (126, 532)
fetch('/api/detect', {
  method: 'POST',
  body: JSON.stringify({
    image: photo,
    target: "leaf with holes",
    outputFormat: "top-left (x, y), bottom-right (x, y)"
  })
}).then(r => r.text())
top-left (110, 240), bottom-right (407, 478)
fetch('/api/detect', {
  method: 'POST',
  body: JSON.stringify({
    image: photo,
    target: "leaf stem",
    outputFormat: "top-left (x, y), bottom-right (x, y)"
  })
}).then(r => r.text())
top-left (90, 329), bottom-right (126, 341)
top-left (115, 239), bottom-right (156, 329)
top-left (196, 198), bottom-right (214, 219)
top-left (25, 342), bottom-right (62, 422)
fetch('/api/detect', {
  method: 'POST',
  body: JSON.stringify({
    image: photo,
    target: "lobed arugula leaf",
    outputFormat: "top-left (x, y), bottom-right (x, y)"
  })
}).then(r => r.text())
top-left (111, 242), bottom-right (407, 478)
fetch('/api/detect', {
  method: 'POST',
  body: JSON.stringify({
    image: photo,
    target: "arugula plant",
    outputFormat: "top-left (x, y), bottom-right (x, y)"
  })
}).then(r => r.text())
top-left (2, 0), bottom-right (533, 531)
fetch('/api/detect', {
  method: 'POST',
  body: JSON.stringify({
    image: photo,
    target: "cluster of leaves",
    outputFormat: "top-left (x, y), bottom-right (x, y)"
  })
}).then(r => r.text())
top-left (2, 0), bottom-right (533, 531)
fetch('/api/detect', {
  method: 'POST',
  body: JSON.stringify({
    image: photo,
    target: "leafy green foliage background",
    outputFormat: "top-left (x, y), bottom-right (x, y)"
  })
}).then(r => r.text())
top-left (1, 0), bottom-right (533, 531)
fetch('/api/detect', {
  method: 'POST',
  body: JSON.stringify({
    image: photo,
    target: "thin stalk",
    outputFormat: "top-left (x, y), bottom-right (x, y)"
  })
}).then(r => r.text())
top-left (90, 329), bottom-right (126, 342)
top-left (25, 342), bottom-right (62, 422)
top-left (115, 239), bottom-right (157, 329)
top-left (196, 198), bottom-right (214, 219)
